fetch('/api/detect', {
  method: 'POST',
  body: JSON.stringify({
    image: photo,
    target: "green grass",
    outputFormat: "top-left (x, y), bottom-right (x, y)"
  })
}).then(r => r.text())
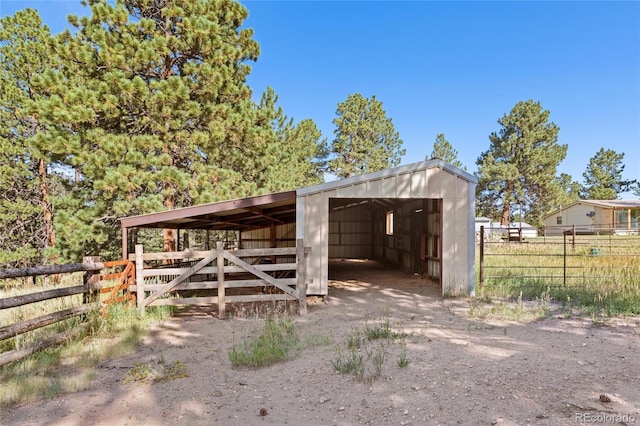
top-left (122, 359), bottom-right (189, 384)
top-left (332, 316), bottom-right (410, 382)
top-left (478, 235), bottom-right (640, 317)
top-left (469, 291), bottom-right (552, 322)
top-left (228, 315), bottom-right (300, 368)
top-left (0, 302), bottom-right (173, 408)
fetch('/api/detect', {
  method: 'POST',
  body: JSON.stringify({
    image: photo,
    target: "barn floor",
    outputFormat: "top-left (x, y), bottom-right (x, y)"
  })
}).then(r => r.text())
top-left (327, 258), bottom-right (440, 297)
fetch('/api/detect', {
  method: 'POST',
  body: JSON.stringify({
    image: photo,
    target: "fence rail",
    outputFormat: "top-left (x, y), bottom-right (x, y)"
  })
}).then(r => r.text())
top-left (1, 241), bottom-right (311, 365)
top-left (0, 258), bottom-right (134, 366)
top-left (130, 240), bottom-right (310, 318)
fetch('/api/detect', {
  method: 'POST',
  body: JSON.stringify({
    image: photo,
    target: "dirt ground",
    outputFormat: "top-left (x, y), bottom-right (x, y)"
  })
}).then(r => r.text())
top-left (2, 259), bottom-right (639, 426)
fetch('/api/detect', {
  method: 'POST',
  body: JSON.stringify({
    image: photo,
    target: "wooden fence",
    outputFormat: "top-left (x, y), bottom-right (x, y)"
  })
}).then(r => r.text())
top-left (0, 258), bottom-right (134, 366)
top-left (130, 240), bottom-right (311, 318)
top-left (1, 240), bottom-right (310, 365)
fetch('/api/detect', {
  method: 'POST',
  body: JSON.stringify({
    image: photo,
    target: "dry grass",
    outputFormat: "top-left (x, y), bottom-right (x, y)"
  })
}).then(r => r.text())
top-left (478, 235), bottom-right (640, 316)
top-left (0, 273), bottom-right (174, 407)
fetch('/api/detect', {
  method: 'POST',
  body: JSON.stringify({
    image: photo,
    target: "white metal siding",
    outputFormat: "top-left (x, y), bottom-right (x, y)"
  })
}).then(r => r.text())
top-left (328, 206), bottom-right (372, 259)
top-left (298, 161), bottom-right (476, 296)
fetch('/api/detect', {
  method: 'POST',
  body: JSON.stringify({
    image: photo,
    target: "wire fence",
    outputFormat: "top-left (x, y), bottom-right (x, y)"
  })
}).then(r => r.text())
top-left (477, 225), bottom-right (640, 299)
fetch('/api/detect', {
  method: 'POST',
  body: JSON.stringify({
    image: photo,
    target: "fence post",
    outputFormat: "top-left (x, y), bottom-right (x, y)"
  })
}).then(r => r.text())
top-left (82, 256), bottom-right (101, 304)
top-left (82, 256), bottom-right (101, 320)
top-left (563, 232), bottom-right (567, 287)
top-left (135, 244), bottom-right (145, 316)
top-left (217, 241), bottom-right (226, 319)
top-left (572, 225), bottom-right (576, 251)
top-left (479, 226), bottom-right (484, 294)
top-left (297, 239), bottom-right (307, 315)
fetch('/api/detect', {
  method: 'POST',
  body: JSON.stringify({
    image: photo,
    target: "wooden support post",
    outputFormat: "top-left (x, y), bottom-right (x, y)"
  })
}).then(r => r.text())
top-left (217, 241), bottom-right (226, 319)
top-left (122, 226), bottom-right (128, 260)
top-left (82, 256), bottom-right (101, 304)
top-left (82, 256), bottom-right (101, 320)
top-left (135, 244), bottom-right (145, 316)
top-left (296, 239), bottom-right (307, 315)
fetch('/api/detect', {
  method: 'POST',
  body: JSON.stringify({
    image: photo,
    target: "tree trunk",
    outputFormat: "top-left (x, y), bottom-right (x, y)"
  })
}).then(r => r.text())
top-left (38, 158), bottom-right (59, 284)
top-left (38, 159), bottom-right (56, 250)
top-left (163, 194), bottom-right (177, 264)
top-left (501, 203), bottom-right (510, 227)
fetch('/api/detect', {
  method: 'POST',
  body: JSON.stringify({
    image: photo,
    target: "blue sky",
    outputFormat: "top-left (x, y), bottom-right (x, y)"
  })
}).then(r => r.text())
top-left (2, 1), bottom-right (639, 196)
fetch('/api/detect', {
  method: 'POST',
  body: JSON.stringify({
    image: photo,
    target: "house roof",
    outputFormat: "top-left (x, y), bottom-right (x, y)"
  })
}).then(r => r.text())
top-left (544, 199), bottom-right (640, 219)
top-left (119, 160), bottom-right (476, 231)
top-left (475, 216), bottom-right (492, 222)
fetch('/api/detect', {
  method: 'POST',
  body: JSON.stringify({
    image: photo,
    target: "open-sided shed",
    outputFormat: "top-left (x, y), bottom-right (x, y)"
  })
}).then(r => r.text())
top-left (120, 159), bottom-right (477, 299)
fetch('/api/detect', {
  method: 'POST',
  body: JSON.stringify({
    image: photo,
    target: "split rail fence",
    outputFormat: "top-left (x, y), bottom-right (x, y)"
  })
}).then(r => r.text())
top-left (1, 240), bottom-right (311, 365)
top-left (0, 259), bottom-right (134, 366)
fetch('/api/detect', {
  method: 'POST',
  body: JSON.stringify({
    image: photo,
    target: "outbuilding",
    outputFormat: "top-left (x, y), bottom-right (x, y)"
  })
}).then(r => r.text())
top-left (120, 159), bottom-right (477, 299)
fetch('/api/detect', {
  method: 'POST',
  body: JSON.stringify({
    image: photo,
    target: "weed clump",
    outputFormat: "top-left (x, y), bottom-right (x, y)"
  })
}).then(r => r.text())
top-left (332, 315), bottom-right (409, 382)
top-left (228, 315), bottom-right (299, 368)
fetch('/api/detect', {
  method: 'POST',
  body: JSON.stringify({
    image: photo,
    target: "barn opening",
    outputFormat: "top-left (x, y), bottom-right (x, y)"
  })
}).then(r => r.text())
top-left (327, 197), bottom-right (442, 291)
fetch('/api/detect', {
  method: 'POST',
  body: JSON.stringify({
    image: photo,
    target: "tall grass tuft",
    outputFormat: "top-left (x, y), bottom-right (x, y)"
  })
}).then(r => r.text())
top-left (228, 315), bottom-right (299, 368)
top-left (332, 315), bottom-right (409, 382)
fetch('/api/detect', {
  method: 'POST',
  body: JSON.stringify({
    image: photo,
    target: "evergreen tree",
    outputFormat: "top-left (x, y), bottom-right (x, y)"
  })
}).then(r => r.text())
top-left (476, 100), bottom-right (566, 226)
top-left (554, 173), bottom-right (581, 206)
top-left (581, 148), bottom-right (636, 199)
top-left (0, 9), bottom-right (59, 267)
top-left (31, 0), bottom-right (264, 259)
top-left (329, 93), bottom-right (405, 178)
top-left (427, 133), bottom-right (465, 170)
top-left (253, 87), bottom-right (327, 192)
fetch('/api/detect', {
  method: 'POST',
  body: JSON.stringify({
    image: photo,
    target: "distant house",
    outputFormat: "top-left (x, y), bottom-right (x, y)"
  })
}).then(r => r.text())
top-left (475, 216), bottom-right (492, 233)
top-left (475, 217), bottom-right (538, 240)
top-left (543, 200), bottom-right (640, 235)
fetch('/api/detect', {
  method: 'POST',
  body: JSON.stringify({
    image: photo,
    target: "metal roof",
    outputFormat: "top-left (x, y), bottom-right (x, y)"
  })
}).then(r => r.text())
top-left (120, 191), bottom-right (297, 231)
top-left (297, 159), bottom-right (477, 197)
top-left (119, 160), bottom-right (477, 231)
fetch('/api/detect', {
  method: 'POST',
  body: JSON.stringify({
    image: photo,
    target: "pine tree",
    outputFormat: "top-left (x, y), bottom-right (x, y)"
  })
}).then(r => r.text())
top-left (428, 133), bottom-right (465, 170)
top-left (476, 100), bottom-right (566, 226)
top-left (255, 87), bottom-right (327, 191)
top-left (554, 173), bottom-right (581, 206)
top-left (581, 148), bottom-right (636, 200)
top-left (329, 93), bottom-right (405, 178)
top-left (31, 0), bottom-right (264, 259)
top-left (0, 9), bottom-right (59, 267)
